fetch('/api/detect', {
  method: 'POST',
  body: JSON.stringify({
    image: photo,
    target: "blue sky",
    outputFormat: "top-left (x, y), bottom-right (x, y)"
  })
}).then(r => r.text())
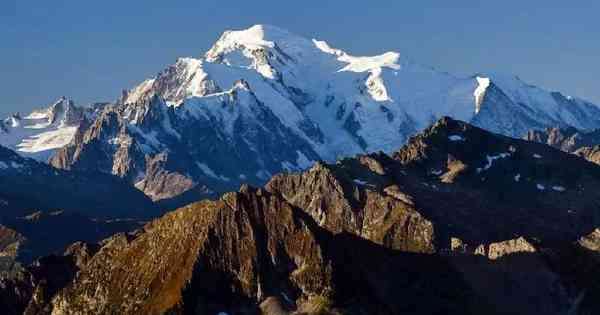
top-left (2, 0), bottom-right (599, 116)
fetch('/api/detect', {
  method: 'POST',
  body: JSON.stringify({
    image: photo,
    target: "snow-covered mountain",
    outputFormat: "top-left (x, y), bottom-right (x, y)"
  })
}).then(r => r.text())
top-left (0, 97), bottom-right (105, 161)
top-left (26, 25), bottom-right (600, 201)
top-left (123, 25), bottom-right (600, 142)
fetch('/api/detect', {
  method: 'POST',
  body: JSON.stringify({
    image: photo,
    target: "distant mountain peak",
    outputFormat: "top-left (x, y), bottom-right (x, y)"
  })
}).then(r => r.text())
top-left (211, 24), bottom-right (297, 46)
top-left (206, 24), bottom-right (310, 60)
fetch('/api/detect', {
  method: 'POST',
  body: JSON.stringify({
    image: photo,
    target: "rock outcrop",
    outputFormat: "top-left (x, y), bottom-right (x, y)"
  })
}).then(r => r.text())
top-left (575, 145), bottom-right (600, 165)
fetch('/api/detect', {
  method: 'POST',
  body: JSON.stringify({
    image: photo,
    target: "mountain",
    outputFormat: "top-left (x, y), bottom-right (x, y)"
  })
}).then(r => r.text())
top-left (0, 144), bottom-right (157, 219)
top-left (42, 25), bottom-right (600, 202)
top-left (5, 118), bottom-right (600, 314)
top-left (0, 98), bottom-right (105, 162)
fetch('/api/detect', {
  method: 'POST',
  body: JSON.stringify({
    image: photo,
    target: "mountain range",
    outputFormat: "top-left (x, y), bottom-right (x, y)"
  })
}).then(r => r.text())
top-left (3, 25), bottom-right (600, 203)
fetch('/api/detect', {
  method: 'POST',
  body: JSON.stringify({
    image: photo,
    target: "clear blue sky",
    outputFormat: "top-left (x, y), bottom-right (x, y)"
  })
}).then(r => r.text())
top-left (2, 0), bottom-right (599, 117)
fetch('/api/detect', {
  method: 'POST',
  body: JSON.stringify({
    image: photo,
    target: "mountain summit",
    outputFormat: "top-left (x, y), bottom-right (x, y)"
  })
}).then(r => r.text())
top-left (5, 25), bottom-right (600, 201)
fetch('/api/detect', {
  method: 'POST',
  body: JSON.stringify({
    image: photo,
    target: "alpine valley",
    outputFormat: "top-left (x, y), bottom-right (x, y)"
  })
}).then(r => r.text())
top-left (2, 25), bottom-right (600, 315)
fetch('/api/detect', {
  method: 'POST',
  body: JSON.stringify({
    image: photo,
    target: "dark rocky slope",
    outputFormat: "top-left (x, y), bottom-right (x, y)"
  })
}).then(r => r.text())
top-left (0, 211), bottom-right (141, 265)
top-left (0, 144), bottom-right (157, 219)
top-left (0, 145), bottom-right (155, 275)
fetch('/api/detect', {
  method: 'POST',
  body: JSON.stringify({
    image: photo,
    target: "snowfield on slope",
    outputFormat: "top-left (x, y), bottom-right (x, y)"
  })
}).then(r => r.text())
top-left (0, 98), bottom-right (82, 161)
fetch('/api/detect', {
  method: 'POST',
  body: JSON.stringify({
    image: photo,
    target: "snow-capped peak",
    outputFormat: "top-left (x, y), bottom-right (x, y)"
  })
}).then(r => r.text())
top-left (24, 96), bottom-right (78, 126)
top-left (205, 24), bottom-right (309, 60)
top-left (204, 24), bottom-right (314, 80)
top-left (103, 24), bottom-right (600, 165)
top-left (207, 24), bottom-right (278, 54)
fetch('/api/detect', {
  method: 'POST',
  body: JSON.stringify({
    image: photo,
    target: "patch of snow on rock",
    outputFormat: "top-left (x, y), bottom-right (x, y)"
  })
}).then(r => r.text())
top-left (430, 169), bottom-right (443, 175)
top-left (353, 179), bottom-right (375, 188)
top-left (448, 135), bottom-right (465, 141)
top-left (552, 186), bottom-right (566, 192)
top-left (478, 152), bottom-right (511, 172)
top-left (537, 184), bottom-right (545, 191)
